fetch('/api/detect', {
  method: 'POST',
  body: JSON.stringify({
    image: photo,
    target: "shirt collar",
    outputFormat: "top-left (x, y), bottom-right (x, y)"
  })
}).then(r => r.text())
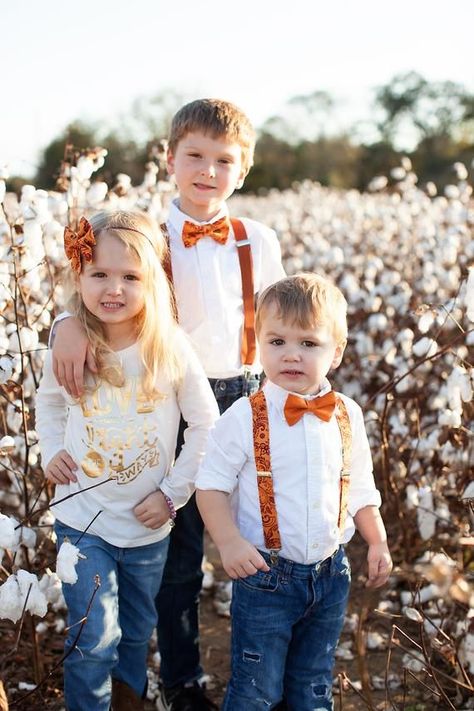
top-left (168, 198), bottom-right (230, 236)
top-left (263, 379), bottom-right (332, 420)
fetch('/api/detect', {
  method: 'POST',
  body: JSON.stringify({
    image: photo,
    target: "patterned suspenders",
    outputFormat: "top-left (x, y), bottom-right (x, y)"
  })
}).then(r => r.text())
top-left (249, 389), bottom-right (352, 559)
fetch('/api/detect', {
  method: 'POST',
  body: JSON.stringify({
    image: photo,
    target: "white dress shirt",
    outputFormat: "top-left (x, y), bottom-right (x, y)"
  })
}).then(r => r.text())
top-left (167, 200), bottom-right (285, 378)
top-left (36, 329), bottom-right (219, 547)
top-left (196, 380), bottom-right (381, 564)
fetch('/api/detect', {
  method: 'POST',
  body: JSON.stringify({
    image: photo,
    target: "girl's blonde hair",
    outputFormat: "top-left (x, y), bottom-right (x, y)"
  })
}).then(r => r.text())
top-left (65, 210), bottom-right (182, 396)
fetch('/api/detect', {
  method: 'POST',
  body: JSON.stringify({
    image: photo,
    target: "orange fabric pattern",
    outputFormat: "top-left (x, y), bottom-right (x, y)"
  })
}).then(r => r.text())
top-left (250, 390), bottom-right (353, 555)
top-left (284, 391), bottom-right (336, 426)
top-left (64, 217), bottom-right (96, 273)
top-left (250, 390), bottom-right (282, 552)
top-left (334, 396), bottom-right (352, 532)
top-left (181, 216), bottom-right (229, 248)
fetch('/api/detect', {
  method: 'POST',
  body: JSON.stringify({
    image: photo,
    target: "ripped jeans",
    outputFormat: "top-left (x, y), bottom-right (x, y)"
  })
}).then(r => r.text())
top-left (223, 546), bottom-right (350, 711)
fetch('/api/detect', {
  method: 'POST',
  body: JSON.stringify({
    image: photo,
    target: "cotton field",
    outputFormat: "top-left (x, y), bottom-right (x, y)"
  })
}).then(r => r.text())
top-left (0, 152), bottom-right (473, 709)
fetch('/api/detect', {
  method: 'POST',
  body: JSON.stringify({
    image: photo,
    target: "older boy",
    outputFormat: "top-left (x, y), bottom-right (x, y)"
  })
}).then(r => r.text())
top-left (51, 99), bottom-right (285, 710)
top-left (196, 273), bottom-right (392, 710)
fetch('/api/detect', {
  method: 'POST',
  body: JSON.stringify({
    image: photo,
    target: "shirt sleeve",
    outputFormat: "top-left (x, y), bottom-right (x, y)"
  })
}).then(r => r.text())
top-left (346, 399), bottom-right (382, 516)
top-left (35, 350), bottom-right (68, 468)
top-left (159, 332), bottom-right (219, 508)
top-left (48, 311), bottom-right (72, 347)
top-left (196, 398), bottom-right (251, 493)
top-left (257, 224), bottom-right (286, 291)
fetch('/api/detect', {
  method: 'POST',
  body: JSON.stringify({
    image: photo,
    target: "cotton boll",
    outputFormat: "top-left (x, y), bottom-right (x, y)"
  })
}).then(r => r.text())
top-left (0, 513), bottom-right (17, 548)
top-left (368, 176), bottom-right (388, 192)
top-left (56, 541), bottom-right (82, 584)
top-left (8, 326), bottom-right (39, 354)
top-left (39, 570), bottom-right (63, 604)
top-left (466, 267), bottom-right (474, 321)
top-left (86, 181), bottom-right (108, 207)
top-left (0, 356), bottom-right (14, 384)
top-left (412, 337), bottom-right (438, 358)
top-left (0, 435), bottom-right (15, 454)
top-left (391, 167), bottom-right (406, 181)
top-left (18, 525), bottom-right (37, 549)
top-left (417, 310), bottom-right (435, 333)
top-left (16, 570), bottom-right (47, 618)
top-left (459, 632), bottom-right (474, 674)
top-left (0, 575), bottom-right (23, 622)
top-left (462, 481), bottom-right (474, 501)
top-left (405, 485), bottom-right (419, 510)
top-left (417, 486), bottom-right (436, 540)
top-left (438, 409), bottom-right (462, 428)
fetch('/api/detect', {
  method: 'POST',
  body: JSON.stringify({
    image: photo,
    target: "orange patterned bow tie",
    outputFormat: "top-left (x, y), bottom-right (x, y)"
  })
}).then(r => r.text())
top-left (182, 216), bottom-right (230, 248)
top-left (284, 390), bottom-right (336, 426)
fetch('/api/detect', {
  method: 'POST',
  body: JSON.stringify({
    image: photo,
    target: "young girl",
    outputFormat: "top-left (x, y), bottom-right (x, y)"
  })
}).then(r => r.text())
top-left (35, 211), bottom-right (218, 711)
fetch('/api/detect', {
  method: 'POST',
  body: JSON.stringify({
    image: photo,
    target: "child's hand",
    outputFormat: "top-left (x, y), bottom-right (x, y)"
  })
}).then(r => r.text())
top-left (219, 536), bottom-right (270, 579)
top-left (366, 542), bottom-right (393, 588)
top-left (134, 490), bottom-right (171, 529)
top-left (45, 449), bottom-right (78, 484)
top-left (52, 317), bottom-right (97, 398)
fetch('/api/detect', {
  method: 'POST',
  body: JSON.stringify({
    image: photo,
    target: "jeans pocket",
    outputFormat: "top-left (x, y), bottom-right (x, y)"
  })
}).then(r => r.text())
top-left (333, 546), bottom-right (351, 581)
top-left (237, 568), bottom-right (280, 593)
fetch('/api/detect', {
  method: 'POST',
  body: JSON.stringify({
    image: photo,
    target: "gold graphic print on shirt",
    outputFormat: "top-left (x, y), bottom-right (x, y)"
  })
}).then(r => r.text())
top-left (80, 377), bottom-right (161, 484)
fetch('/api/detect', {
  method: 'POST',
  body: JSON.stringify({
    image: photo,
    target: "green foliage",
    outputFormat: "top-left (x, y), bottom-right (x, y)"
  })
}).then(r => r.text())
top-left (33, 77), bottom-right (474, 194)
top-left (34, 122), bottom-right (97, 189)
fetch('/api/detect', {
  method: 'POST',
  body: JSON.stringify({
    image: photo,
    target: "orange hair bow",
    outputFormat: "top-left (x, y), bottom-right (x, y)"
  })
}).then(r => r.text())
top-left (64, 217), bottom-right (96, 273)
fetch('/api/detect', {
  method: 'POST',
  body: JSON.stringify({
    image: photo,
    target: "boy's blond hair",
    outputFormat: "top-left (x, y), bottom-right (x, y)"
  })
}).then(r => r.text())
top-left (168, 98), bottom-right (256, 173)
top-left (256, 273), bottom-right (348, 344)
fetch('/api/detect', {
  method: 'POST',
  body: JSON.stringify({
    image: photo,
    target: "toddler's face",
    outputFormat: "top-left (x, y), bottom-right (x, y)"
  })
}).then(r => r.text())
top-left (258, 303), bottom-right (345, 395)
top-left (167, 131), bottom-right (247, 221)
top-left (78, 231), bottom-right (145, 346)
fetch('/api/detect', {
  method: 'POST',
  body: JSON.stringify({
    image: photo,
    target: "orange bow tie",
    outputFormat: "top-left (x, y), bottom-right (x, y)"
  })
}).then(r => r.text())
top-left (182, 216), bottom-right (230, 248)
top-left (284, 390), bottom-right (336, 426)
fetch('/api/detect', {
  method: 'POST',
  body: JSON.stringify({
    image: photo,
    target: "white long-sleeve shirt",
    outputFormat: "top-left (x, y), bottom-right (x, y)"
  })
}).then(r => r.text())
top-left (167, 200), bottom-right (285, 378)
top-left (196, 380), bottom-right (381, 564)
top-left (36, 329), bottom-right (219, 547)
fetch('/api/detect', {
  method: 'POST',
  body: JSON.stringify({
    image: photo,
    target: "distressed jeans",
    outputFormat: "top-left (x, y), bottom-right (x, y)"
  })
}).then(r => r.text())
top-left (222, 546), bottom-right (351, 711)
top-left (156, 373), bottom-right (259, 688)
top-left (55, 520), bottom-right (169, 711)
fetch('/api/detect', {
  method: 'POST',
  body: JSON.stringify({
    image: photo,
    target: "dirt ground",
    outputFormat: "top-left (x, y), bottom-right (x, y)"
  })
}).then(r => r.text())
top-left (1, 533), bottom-right (425, 711)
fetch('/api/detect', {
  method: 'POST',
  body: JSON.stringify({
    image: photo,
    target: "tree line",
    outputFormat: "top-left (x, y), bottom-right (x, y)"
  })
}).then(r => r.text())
top-left (9, 72), bottom-right (474, 194)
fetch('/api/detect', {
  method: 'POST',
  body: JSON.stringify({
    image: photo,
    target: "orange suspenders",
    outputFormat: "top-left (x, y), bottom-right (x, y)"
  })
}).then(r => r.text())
top-left (249, 389), bottom-right (352, 557)
top-left (160, 219), bottom-right (256, 365)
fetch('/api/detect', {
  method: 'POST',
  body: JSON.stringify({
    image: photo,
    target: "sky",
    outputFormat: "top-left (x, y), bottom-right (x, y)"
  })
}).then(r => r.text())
top-left (1, 0), bottom-right (473, 178)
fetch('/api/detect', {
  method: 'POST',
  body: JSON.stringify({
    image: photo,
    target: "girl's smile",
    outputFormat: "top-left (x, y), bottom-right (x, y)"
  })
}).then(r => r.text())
top-left (78, 232), bottom-right (145, 349)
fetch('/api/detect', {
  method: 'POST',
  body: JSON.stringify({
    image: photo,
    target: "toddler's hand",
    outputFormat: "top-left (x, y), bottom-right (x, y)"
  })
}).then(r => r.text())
top-left (366, 542), bottom-right (393, 588)
top-left (219, 536), bottom-right (270, 579)
top-left (45, 449), bottom-right (78, 484)
top-left (134, 490), bottom-right (171, 529)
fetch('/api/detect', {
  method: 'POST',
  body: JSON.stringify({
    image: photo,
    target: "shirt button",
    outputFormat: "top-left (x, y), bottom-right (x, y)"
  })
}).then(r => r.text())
top-left (312, 543), bottom-right (319, 549)
top-left (218, 382), bottom-right (226, 391)
top-left (313, 502), bottom-right (320, 509)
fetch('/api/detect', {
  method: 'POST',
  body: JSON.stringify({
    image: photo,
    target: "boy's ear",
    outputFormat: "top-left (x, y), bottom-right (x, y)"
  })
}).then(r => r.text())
top-left (331, 340), bottom-right (347, 370)
top-left (235, 165), bottom-right (249, 190)
top-left (166, 148), bottom-right (175, 176)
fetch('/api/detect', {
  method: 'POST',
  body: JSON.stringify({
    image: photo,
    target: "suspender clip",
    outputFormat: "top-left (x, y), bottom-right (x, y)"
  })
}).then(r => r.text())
top-left (269, 550), bottom-right (279, 566)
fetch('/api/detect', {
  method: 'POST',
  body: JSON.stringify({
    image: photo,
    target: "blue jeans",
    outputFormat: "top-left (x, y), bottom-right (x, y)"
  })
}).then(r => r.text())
top-left (222, 546), bottom-right (351, 711)
top-left (55, 520), bottom-right (169, 711)
top-left (156, 373), bottom-right (259, 688)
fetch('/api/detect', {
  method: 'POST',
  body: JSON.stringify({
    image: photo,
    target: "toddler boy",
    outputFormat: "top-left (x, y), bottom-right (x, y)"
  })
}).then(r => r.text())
top-left (196, 273), bottom-right (392, 710)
